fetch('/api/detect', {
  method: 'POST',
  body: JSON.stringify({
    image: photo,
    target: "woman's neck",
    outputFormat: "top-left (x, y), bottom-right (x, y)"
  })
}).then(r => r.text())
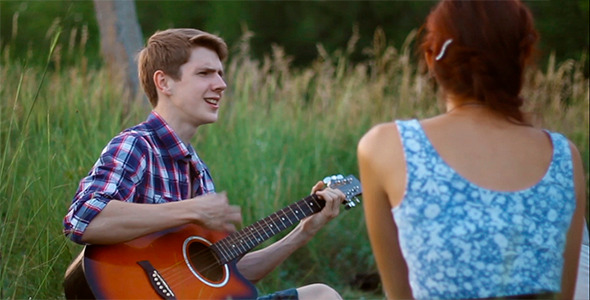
top-left (445, 101), bottom-right (487, 114)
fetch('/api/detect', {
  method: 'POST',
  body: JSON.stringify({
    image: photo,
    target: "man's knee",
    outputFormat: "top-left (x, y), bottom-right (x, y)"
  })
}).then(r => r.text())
top-left (297, 283), bottom-right (342, 300)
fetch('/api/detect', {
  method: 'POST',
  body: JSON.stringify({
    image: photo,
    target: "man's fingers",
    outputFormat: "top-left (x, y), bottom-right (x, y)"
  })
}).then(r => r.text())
top-left (227, 206), bottom-right (243, 223)
top-left (310, 181), bottom-right (325, 194)
top-left (223, 223), bottom-right (237, 232)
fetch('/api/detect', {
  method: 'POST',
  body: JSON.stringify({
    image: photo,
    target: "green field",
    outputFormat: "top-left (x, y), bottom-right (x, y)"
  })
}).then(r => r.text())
top-left (1, 29), bottom-right (588, 299)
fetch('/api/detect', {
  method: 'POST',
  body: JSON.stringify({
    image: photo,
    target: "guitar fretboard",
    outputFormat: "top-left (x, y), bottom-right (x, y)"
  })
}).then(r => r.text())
top-left (211, 194), bottom-right (325, 264)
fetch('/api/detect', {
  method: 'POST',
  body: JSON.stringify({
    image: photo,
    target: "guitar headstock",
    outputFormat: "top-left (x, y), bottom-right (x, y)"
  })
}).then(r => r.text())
top-left (323, 174), bottom-right (362, 210)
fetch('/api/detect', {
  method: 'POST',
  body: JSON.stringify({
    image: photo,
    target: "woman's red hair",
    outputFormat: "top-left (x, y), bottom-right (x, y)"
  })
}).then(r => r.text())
top-left (421, 0), bottom-right (538, 123)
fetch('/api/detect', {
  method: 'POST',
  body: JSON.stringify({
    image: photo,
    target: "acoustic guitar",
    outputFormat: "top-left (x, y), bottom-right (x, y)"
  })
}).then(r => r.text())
top-left (64, 174), bottom-right (362, 299)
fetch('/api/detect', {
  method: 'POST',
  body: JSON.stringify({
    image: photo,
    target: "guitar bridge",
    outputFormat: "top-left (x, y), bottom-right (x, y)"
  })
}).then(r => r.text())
top-left (137, 260), bottom-right (177, 300)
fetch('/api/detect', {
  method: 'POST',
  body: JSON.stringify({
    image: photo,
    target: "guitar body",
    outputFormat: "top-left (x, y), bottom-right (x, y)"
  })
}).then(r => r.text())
top-left (64, 175), bottom-right (362, 299)
top-left (65, 224), bottom-right (257, 299)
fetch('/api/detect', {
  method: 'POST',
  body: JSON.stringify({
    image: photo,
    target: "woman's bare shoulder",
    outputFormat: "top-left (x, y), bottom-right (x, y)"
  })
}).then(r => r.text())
top-left (357, 122), bottom-right (405, 169)
top-left (358, 122), bottom-right (400, 150)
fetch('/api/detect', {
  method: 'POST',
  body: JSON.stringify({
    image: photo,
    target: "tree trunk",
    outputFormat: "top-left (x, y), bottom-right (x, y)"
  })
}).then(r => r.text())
top-left (93, 0), bottom-right (146, 107)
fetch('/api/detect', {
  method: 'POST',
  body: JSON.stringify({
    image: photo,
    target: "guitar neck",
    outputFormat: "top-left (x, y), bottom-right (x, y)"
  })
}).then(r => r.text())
top-left (211, 194), bottom-right (325, 264)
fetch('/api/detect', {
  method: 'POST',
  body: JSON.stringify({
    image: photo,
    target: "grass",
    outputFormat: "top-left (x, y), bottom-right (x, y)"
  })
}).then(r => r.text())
top-left (0, 27), bottom-right (588, 299)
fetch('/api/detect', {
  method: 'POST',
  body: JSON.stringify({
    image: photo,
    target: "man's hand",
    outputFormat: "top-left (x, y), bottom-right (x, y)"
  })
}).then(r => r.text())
top-left (299, 181), bottom-right (346, 236)
top-left (236, 181), bottom-right (346, 282)
top-left (186, 192), bottom-right (242, 232)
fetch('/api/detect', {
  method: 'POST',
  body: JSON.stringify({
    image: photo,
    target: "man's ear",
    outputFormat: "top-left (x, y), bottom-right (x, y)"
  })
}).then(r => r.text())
top-left (154, 70), bottom-right (172, 96)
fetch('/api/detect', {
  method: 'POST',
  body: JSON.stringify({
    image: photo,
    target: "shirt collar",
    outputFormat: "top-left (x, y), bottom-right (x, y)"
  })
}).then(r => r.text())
top-left (145, 111), bottom-right (193, 161)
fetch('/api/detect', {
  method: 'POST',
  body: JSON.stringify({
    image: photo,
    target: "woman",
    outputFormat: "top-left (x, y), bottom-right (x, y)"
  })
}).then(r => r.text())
top-left (357, 1), bottom-right (586, 299)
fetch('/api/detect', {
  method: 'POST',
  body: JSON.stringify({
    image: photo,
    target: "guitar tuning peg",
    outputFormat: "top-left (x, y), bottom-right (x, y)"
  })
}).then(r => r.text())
top-left (324, 174), bottom-right (344, 186)
top-left (344, 199), bottom-right (357, 210)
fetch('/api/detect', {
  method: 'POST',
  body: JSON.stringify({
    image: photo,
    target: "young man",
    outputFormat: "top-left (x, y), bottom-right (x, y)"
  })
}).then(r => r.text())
top-left (64, 28), bottom-right (344, 300)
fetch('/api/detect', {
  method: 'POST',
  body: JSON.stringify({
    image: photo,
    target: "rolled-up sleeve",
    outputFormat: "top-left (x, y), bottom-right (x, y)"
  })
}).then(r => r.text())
top-left (63, 133), bottom-right (147, 244)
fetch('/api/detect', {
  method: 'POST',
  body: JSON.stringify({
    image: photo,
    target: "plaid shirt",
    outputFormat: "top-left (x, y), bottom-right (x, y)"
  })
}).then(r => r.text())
top-left (63, 111), bottom-right (215, 244)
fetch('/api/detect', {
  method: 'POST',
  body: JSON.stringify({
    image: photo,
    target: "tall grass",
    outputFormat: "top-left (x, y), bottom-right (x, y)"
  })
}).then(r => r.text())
top-left (1, 26), bottom-right (588, 299)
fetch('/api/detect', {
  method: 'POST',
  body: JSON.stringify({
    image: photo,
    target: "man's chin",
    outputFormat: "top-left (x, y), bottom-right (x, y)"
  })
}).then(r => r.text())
top-left (199, 116), bottom-right (218, 126)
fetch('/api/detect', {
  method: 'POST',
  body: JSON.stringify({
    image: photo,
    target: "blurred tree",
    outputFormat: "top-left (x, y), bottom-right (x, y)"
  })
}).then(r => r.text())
top-left (527, 0), bottom-right (589, 67)
top-left (93, 0), bottom-right (144, 105)
top-left (1, 0), bottom-right (587, 74)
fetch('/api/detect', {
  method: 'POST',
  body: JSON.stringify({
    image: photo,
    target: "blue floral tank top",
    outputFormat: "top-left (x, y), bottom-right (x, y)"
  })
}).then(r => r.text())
top-left (392, 119), bottom-right (576, 299)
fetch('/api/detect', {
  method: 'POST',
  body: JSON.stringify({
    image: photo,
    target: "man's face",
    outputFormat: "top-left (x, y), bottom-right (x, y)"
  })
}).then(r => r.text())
top-left (167, 46), bottom-right (227, 127)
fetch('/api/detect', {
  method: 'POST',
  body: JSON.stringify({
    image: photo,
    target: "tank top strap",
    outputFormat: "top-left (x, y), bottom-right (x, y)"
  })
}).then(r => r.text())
top-left (395, 119), bottom-right (449, 196)
top-left (543, 130), bottom-right (574, 191)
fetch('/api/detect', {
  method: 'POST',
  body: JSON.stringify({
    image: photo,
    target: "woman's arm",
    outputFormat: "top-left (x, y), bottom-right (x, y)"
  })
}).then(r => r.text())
top-left (358, 123), bottom-right (413, 299)
top-left (559, 142), bottom-right (587, 299)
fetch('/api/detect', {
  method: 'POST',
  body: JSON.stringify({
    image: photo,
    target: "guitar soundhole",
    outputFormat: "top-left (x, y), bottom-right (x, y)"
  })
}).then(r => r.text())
top-left (187, 242), bottom-right (224, 282)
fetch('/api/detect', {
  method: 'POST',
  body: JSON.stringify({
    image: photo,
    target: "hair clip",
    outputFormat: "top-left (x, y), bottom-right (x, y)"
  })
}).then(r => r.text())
top-left (435, 39), bottom-right (453, 61)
